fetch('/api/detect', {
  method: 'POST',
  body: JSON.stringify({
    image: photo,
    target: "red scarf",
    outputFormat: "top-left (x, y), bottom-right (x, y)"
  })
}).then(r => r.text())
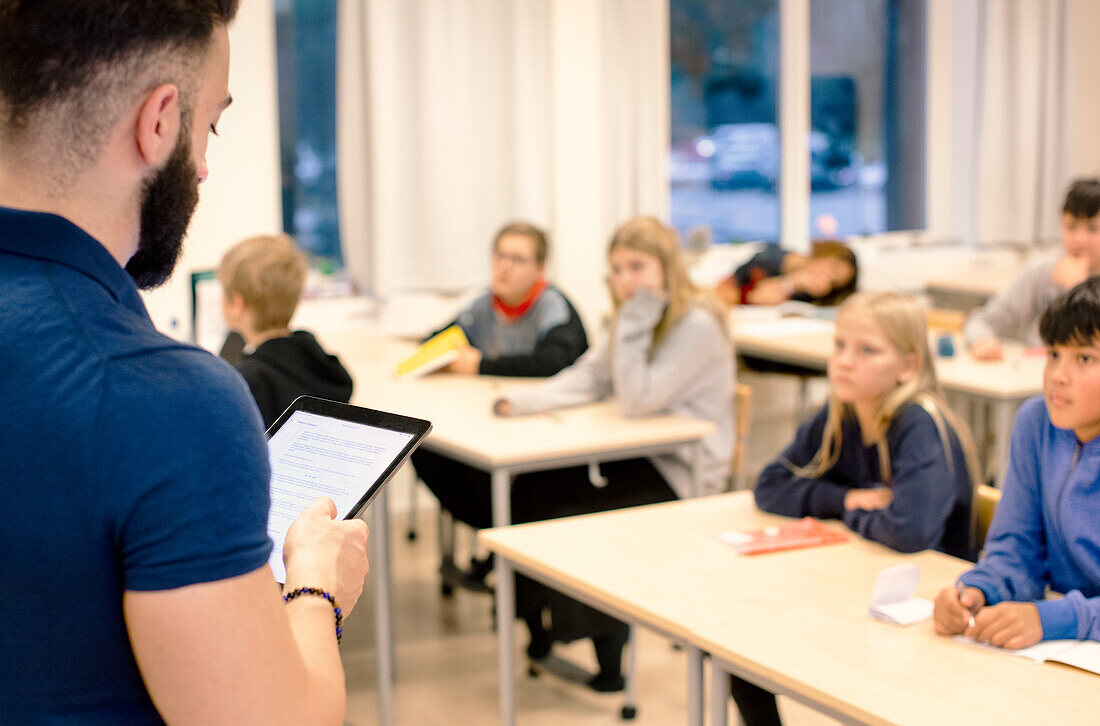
top-left (492, 278), bottom-right (548, 321)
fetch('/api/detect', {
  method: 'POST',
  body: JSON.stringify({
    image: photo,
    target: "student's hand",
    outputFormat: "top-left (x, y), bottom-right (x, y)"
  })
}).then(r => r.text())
top-left (493, 398), bottom-right (513, 417)
top-left (447, 345), bottom-right (482, 375)
top-left (844, 487), bottom-right (893, 511)
top-left (745, 277), bottom-right (791, 305)
top-left (618, 288), bottom-right (668, 332)
top-left (715, 277), bottom-right (741, 306)
top-left (969, 337), bottom-right (1004, 361)
top-left (283, 497), bottom-right (370, 616)
top-left (933, 585), bottom-right (986, 635)
top-left (788, 267), bottom-right (832, 298)
top-left (1052, 253), bottom-right (1091, 290)
top-left (967, 601), bottom-right (1042, 650)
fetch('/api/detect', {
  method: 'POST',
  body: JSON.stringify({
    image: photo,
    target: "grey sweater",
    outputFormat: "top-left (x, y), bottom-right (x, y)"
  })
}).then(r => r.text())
top-left (504, 291), bottom-right (734, 498)
top-left (964, 259), bottom-right (1064, 347)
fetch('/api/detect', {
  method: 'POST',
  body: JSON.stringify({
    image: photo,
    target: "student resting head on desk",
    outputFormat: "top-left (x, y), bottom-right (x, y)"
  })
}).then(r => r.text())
top-left (0, 3), bottom-right (369, 724)
top-left (494, 215), bottom-right (735, 692)
top-left (715, 239), bottom-right (859, 308)
top-left (966, 177), bottom-right (1100, 361)
top-left (733, 291), bottom-right (981, 726)
top-left (935, 277), bottom-right (1100, 650)
top-left (218, 233), bottom-right (353, 429)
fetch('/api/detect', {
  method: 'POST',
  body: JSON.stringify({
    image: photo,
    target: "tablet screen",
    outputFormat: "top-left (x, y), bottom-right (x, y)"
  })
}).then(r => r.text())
top-left (266, 409), bottom-right (415, 582)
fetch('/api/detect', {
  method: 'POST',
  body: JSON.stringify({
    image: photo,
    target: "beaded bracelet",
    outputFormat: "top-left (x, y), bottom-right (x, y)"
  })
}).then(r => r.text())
top-left (283, 586), bottom-right (343, 644)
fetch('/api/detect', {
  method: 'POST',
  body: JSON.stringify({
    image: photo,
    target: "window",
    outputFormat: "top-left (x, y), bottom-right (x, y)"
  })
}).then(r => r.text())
top-left (669, 0), bottom-right (926, 244)
top-left (670, 0), bottom-right (780, 244)
top-left (809, 0), bottom-right (925, 236)
top-left (274, 0), bottom-right (343, 269)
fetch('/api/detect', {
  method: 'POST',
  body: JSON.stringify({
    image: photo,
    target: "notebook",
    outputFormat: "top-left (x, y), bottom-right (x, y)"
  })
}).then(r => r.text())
top-left (394, 325), bottom-right (469, 379)
top-left (958, 636), bottom-right (1100, 676)
top-left (717, 517), bottom-right (849, 555)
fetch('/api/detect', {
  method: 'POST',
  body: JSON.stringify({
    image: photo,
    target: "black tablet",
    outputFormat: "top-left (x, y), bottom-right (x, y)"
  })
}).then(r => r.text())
top-left (264, 396), bottom-right (432, 583)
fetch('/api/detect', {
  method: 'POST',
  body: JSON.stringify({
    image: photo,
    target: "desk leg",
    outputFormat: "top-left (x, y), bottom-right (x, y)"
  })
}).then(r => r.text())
top-left (691, 441), bottom-right (704, 498)
top-left (992, 400), bottom-right (1016, 487)
top-left (687, 645), bottom-right (704, 726)
top-left (370, 488), bottom-right (394, 726)
top-left (710, 657), bottom-right (729, 726)
top-left (491, 469), bottom-right (516, 725)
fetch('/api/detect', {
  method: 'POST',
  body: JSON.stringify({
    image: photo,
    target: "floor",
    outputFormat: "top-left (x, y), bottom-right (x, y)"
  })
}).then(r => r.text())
top-left (339, 371), bottom-right (839, 725)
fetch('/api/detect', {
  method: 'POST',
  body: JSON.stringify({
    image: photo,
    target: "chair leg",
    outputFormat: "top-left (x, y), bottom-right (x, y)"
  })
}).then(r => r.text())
top-left (437, 508), bottom-right (456, 597)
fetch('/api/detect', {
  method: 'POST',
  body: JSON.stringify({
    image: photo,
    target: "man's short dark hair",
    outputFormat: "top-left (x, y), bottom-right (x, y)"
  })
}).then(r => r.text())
top-left (1062, 178), bottom-right (1100, 220)
top-left (1040, 276), bottom-right (1100, 347)
top-left (493, 221), bottom-right (549, 265)
top-left (0, 1), bottom-right (238, 165)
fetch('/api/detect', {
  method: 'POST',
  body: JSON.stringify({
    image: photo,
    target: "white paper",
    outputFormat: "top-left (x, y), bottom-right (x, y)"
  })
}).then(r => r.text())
top-left (956, 637), bottom-right (1100, 675)
top-left (266, 410), bottom-right (414, 582)
top-left (868, 563), bottom-right (933, 626)
top-left (735, 317), bottom-right (835, 340)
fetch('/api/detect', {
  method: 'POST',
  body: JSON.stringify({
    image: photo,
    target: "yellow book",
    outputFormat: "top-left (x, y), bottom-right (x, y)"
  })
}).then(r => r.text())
top-left (394, 325), bottom-right (469, 379)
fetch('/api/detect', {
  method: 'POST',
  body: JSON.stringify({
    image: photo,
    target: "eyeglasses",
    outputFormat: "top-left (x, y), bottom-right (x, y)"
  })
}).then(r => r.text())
top-left (491, 251), bottom-right (537, 267)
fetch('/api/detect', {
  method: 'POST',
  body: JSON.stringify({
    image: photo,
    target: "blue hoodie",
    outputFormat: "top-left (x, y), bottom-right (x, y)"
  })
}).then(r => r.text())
top-left (960, 396), bottom-right (1100, 640)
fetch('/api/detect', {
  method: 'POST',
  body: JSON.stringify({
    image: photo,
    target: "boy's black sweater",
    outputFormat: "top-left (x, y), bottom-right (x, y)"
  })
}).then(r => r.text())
top-left (236, 330), bottom-right (353, 429)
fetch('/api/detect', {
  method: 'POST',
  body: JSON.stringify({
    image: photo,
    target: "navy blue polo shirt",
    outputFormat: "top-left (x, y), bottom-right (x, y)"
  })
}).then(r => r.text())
top-left (0, 207), bottom-right (273, 724)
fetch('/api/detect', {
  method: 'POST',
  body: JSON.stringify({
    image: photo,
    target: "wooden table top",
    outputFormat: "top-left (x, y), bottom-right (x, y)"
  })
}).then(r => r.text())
top-left (482, 491), bottom-right (1100, 725)
top-left (732, 316), bottom-right (1044, 401)
top-left (331, 334), bottom-right (715, 470)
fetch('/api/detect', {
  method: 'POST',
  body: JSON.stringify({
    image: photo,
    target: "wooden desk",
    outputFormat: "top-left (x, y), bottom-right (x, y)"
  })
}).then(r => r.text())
top-left (692, 499), bottom-right (1100, 725)
top-left (333, 333), bottom-right (716, 725)
top-left (482, 492), bottom-right (1100, 726)
top-left (480, 492), bottom-right (888, 726)
top-left (732, 316), bottom-right (1044, 481)
top-left (925, 267), bottom-right (1021, 312)
top-left (480, 494), bottom-right (769, 726)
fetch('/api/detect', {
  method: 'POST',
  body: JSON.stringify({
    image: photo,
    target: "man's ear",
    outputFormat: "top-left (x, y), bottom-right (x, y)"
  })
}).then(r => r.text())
top-left (134, 84), bottom-right (181, 167)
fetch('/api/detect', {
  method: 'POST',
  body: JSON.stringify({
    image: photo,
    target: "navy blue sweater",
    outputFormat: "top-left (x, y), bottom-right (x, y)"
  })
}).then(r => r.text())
top-left (754, 402), bottom-right (973, 559)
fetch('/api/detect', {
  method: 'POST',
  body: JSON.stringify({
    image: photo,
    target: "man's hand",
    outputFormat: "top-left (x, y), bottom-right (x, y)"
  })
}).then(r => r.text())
top-left (969, 337), bottom-right (1004, 361)
top-left (933, 585), bottom-right (985, 635)
top-left (844, 487), bottom-right (893, 511)
top-left (447, 345), bottom-right (482, 375)
top-left (1052, 253), bottom-right (1091, 290)
top-left (283, 497), bottom-right (370, 616)
top-left (967, 601), bottom-right (1043, 650)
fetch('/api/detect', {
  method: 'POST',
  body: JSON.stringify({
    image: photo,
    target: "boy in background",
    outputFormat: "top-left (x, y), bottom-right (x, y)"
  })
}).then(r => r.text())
top-left (935, 277), bottom-right (1100, 648)
top-left (218, 234), bottom-right (353, 428)
top-left (966, 178), bottom-right (1100, 360)
top-left (430, 221), bottom-right (587, 376)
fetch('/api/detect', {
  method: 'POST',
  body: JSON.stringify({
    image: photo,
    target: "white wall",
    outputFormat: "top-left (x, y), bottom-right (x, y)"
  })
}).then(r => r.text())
top-left (141, 0), bottom-right (283, 339)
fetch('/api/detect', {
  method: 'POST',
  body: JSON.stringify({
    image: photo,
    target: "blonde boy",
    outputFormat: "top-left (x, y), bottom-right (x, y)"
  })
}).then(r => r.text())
top-left (218, 234), bottom-right (352, 427)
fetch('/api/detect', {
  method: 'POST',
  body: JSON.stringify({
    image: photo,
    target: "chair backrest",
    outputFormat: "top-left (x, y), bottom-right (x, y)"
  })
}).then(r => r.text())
top-left (729, 382), bottom-right (753, 490)
top-left (926, 308), bottom-right (966, 333)
top-left (974, 483), bottom-right (1002, 553)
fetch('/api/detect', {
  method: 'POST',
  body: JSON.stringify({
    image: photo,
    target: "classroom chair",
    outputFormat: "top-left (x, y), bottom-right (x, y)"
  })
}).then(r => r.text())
top-left (729, 382), bottom-right (753, 491)
top-left (974, 483), bottom-right (1002, 555)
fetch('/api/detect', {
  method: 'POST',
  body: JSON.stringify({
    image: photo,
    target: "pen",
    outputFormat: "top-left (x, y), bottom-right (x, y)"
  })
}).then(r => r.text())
top-left (957, 582), bottom-right (977, 629)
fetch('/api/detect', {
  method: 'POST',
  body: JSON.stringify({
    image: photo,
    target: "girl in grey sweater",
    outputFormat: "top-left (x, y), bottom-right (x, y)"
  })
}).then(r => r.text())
top-left (496, 215), bottom-right (734, 690)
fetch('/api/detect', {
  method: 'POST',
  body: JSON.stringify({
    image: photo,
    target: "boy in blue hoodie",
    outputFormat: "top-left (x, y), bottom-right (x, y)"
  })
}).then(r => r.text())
top-left (934, 277), bottom-right (1100, 648)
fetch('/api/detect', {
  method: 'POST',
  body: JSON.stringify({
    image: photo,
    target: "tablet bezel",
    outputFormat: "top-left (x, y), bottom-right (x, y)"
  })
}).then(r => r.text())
top-left (266, 395), bottom-right (433, 521)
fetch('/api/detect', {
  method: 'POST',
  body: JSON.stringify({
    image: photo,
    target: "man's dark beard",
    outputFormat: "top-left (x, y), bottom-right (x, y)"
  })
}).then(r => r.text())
top-left (124, 136), bottom-right (200, 290)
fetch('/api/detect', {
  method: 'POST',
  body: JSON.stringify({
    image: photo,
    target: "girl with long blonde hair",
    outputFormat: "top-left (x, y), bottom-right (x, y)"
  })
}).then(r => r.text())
top-left (496, 215), bottom-right (734, 691)
top-left (733, 291), bottom-right (981, 726)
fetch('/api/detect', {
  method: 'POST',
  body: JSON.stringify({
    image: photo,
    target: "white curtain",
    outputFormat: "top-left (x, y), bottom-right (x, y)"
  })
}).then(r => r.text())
top-left (335, 0), bottom-right (669, 324)
top-left (964, 0), bottom-right (1100, 246)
